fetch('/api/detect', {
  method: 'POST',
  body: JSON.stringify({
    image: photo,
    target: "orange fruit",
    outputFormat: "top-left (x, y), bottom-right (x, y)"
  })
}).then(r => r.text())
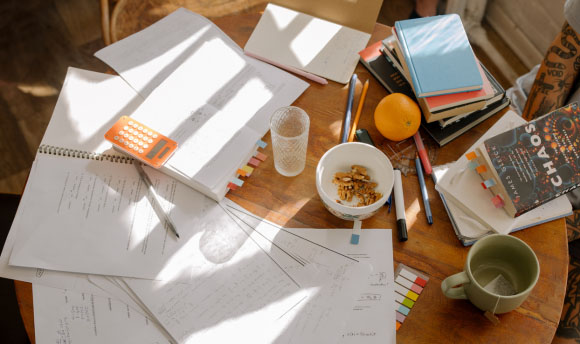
top-left (374, 93), bottom-right (421, 141)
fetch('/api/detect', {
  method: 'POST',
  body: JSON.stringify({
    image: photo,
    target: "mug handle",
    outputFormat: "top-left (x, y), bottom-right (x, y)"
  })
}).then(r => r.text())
top-left (441, 272), bottom-right (470, 299)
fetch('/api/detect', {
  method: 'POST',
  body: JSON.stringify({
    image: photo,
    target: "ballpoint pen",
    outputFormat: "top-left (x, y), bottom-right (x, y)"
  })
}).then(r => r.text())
top-left (341, 74), bottom-right (357, 143)
top-left (134, 162), bottom-right (180, 239)
top-left (415, 152), bottom-right (433, 225)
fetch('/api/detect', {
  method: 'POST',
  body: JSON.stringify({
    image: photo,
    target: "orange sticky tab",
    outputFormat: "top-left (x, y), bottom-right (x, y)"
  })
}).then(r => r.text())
top-left (237, 168), bottom-right (247, 177)
top-left (254, 152), bottom-right (267, 161)
top-left (465, 152), bottom-right (477, 160)
top-left (396, 322), bottom-right (402, 331)
top-left (476, 165), bottom-right (487, 173)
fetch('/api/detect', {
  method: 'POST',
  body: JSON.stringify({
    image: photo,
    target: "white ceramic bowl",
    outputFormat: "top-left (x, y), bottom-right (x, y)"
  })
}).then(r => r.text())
top-left (316, 142), bottom-right (394, 221)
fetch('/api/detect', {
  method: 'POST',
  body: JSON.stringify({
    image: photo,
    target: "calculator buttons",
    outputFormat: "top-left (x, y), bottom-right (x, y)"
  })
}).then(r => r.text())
top-left (138, 126), bottom-right (143, 130)
top-left (124, 141), bottom-right (129, 146)
top-left (124, 133), bottom-right (129, 138)
top-left (114, 136), bottom-right (119, 140)
top-left (152, 134), bottom-right (158, 138)
top-left (138, 149), bottom-right (144, 154)
top-left (128, 121), bottom-right (133, 125)
top-left (133, 123), bottom-right (138, 128)
top-left (123, 125), bottom-right (129, 130)
top-left (138, 133), bottom-right (143, 138)
top-left (119, 138), bottom-right (124, 143)
top-left (129, 143), bottom-right (134, 148)
top-left (143, 144), bottom-right (149, 149)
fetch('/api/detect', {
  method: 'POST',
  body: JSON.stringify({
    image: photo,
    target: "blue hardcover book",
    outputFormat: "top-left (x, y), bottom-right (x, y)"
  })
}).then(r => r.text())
top-left (394, 14), bottom-right (482, 97)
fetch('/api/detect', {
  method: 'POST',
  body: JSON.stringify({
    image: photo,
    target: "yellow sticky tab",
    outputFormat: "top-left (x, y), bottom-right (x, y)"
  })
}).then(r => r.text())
top-left (242, 165), bottom-right (254, 174)
top-left (465, 152), bottom-right (477, 160)
top-left (406, 290), bottom-right (419, 301)
top-left (475, 165), bottom-right (487, 173)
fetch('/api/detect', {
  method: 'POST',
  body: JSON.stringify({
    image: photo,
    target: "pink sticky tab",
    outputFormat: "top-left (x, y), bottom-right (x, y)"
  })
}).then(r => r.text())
top-left (254, 152), bottom-right (267, 161)
top-left (491, 195), bottom-right (504, 208)
top-left (248, 157), bottom-right (261, 167)
top-left (227, 182), bottom-right (238, 190)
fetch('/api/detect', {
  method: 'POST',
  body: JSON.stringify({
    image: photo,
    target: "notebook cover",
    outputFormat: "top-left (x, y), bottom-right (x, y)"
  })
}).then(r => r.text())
top-left (482, 102), bottom-right (580, 216)
top-left (424, 61), bottom-right (493, 111)
top-left (394, 14), bottom-right (482, 97)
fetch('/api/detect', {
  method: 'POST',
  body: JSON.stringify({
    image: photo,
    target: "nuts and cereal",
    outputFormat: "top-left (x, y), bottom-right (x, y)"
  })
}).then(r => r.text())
top-left (332, 165), bottom-right (382, 206)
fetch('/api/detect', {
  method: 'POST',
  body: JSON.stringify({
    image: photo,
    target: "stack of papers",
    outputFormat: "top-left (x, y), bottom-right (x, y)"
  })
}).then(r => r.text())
top-left (1, 7), bottom-right (397, 344)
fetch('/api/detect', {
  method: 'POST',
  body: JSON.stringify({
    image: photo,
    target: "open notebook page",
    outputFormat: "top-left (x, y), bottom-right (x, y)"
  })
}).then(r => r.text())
top-left (244, 3), bottom-right (371, 84)
top-left (9, 154), bottom-right (291, 284)
top-left (0, 68), bottom-right (143, 295)
top-left (435, 110), bottom-right (572, 234)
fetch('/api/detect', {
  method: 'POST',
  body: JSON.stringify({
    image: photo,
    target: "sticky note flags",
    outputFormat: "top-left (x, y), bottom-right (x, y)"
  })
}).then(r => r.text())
top-left (256, 140), bottom-right (267, 148)
top-left (254, 152), bottom-right (267, 161)
top-left (465, 151), bottom-right (477, 160)
top-left (475, 165), bottom-right (487, 174)
top-left (394, 264), bottom-right (429, 330)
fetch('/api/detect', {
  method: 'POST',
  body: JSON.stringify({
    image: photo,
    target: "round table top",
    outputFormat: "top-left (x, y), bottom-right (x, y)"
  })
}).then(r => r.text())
top-left (16, 8), bottom-right (568, 344)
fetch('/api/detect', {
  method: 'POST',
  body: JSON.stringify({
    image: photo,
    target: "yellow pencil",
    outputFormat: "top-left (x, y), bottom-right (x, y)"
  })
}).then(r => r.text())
top-left (348, 79), bottom-right (370, 142)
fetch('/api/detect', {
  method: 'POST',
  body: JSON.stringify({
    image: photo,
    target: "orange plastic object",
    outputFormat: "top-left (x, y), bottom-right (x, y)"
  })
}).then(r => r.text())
top-left (104, 116), bottom-right (178, 168)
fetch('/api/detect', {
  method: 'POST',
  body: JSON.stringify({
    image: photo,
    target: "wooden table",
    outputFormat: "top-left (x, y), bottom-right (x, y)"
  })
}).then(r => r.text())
top-left (15, 9), bottom-right (568, 344)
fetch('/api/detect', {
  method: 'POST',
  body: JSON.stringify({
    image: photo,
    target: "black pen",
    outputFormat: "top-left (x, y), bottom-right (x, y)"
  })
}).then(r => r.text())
top-left (394, 169), bottom-right (408, 241)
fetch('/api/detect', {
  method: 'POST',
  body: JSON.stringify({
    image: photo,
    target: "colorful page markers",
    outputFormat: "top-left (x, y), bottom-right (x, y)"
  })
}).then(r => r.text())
top-left (394, 264), bottom-right (429, 331)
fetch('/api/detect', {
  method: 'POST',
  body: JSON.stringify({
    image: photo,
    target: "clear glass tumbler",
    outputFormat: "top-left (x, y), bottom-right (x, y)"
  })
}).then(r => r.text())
top-left (270, 106), bottom-right (310, 177)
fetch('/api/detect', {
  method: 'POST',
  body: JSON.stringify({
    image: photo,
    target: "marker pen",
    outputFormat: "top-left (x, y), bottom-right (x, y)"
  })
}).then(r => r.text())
top-left (394, 169), bottom-right (408, 242)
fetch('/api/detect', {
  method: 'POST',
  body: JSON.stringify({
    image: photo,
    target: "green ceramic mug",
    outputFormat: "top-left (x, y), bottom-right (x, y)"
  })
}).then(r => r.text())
top-left (441, 234), bottom-right (540, 314)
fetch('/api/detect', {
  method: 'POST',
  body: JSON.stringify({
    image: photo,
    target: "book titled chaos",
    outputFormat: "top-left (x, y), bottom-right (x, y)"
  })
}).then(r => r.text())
top-left (482, 102), bottom-right (580, 217)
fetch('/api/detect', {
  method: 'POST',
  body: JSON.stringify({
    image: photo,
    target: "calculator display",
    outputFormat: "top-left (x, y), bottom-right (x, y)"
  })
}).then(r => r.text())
top-left (146, 139), bottom-right (168, 159)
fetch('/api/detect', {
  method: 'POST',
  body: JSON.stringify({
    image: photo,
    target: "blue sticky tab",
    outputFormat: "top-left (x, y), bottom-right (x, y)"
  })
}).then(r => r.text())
top-left (483, 179), bottom-right (496, 188)
top-left (257, 140), bottom-right (267, 148)
top-left (350, 234), bottom-right (360, 245)
top-left (397, 304), bottom-right (410, 316)
top-left (467, 160), bottom-right (478, 170)
top-left (231, 178), bottom-right (244, 187)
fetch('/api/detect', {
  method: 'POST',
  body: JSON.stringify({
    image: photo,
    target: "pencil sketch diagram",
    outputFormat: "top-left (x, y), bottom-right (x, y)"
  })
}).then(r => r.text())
top-left (369, 271), bottom-right (388, 287)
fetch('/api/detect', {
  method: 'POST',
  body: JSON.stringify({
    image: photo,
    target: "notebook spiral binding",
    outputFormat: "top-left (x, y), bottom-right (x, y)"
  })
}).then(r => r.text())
top-left (38, 144), bottom-right (134, 164)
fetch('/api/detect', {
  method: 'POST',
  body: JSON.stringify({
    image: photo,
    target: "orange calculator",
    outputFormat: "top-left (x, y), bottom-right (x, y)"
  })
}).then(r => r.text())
top-left (104, 116), bottom-right (178, 168)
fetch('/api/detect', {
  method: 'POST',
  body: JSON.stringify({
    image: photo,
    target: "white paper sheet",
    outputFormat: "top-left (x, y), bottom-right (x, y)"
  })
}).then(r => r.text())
top-left (33, 284), bottom-right (171, 344)
top-left (96, 8), bottom-right (309, 200)
top-left (244, 3), bottom-right (371, 84)
top-left (222, 201), bottom-right (396, 344)
top-left (435, 110), bottom-right (572, 234)
top-left (0, 68), bottom-right (145, 294)
top-left (9, 154), bottom-right (277, 283)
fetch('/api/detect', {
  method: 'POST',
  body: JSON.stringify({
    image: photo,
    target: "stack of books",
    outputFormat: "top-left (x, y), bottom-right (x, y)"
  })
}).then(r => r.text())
top-left (433, 109), bottom-right (577, 245)
top-left (359, 14), bottom-right (509, 146)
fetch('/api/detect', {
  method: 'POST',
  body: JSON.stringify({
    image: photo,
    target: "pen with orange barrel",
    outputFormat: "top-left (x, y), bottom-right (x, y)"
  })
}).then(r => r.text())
top-left (412, 131), bottom-right (431, 175)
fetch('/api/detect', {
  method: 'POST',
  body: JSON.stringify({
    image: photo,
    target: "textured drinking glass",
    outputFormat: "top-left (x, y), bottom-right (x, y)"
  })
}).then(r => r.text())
top-left (270, 106), bottom-right (310, 177)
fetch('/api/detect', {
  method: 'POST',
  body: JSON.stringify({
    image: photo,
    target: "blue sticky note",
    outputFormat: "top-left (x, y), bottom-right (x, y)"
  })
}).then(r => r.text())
top-left (397, 303), bottom-right (410, 316)
top-left (231, 178), bottom-right (244, 187)
top-left (484, 179), bottom-right (496, 188)
top-left (257, 140), bottom-right (267, 148)
top-left (350, 234), bottom-right (360, 245)
top-left (467, 160), bottom-right (478, 170)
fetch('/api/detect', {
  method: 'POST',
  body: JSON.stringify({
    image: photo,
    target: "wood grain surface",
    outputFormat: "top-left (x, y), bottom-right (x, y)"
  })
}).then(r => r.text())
top-left (15, 9), bottom-right (567, 344)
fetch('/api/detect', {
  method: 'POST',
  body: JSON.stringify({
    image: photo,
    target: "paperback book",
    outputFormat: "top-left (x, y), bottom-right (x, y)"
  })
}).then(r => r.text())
top-left (469, 102), bottom-right (580, 217)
